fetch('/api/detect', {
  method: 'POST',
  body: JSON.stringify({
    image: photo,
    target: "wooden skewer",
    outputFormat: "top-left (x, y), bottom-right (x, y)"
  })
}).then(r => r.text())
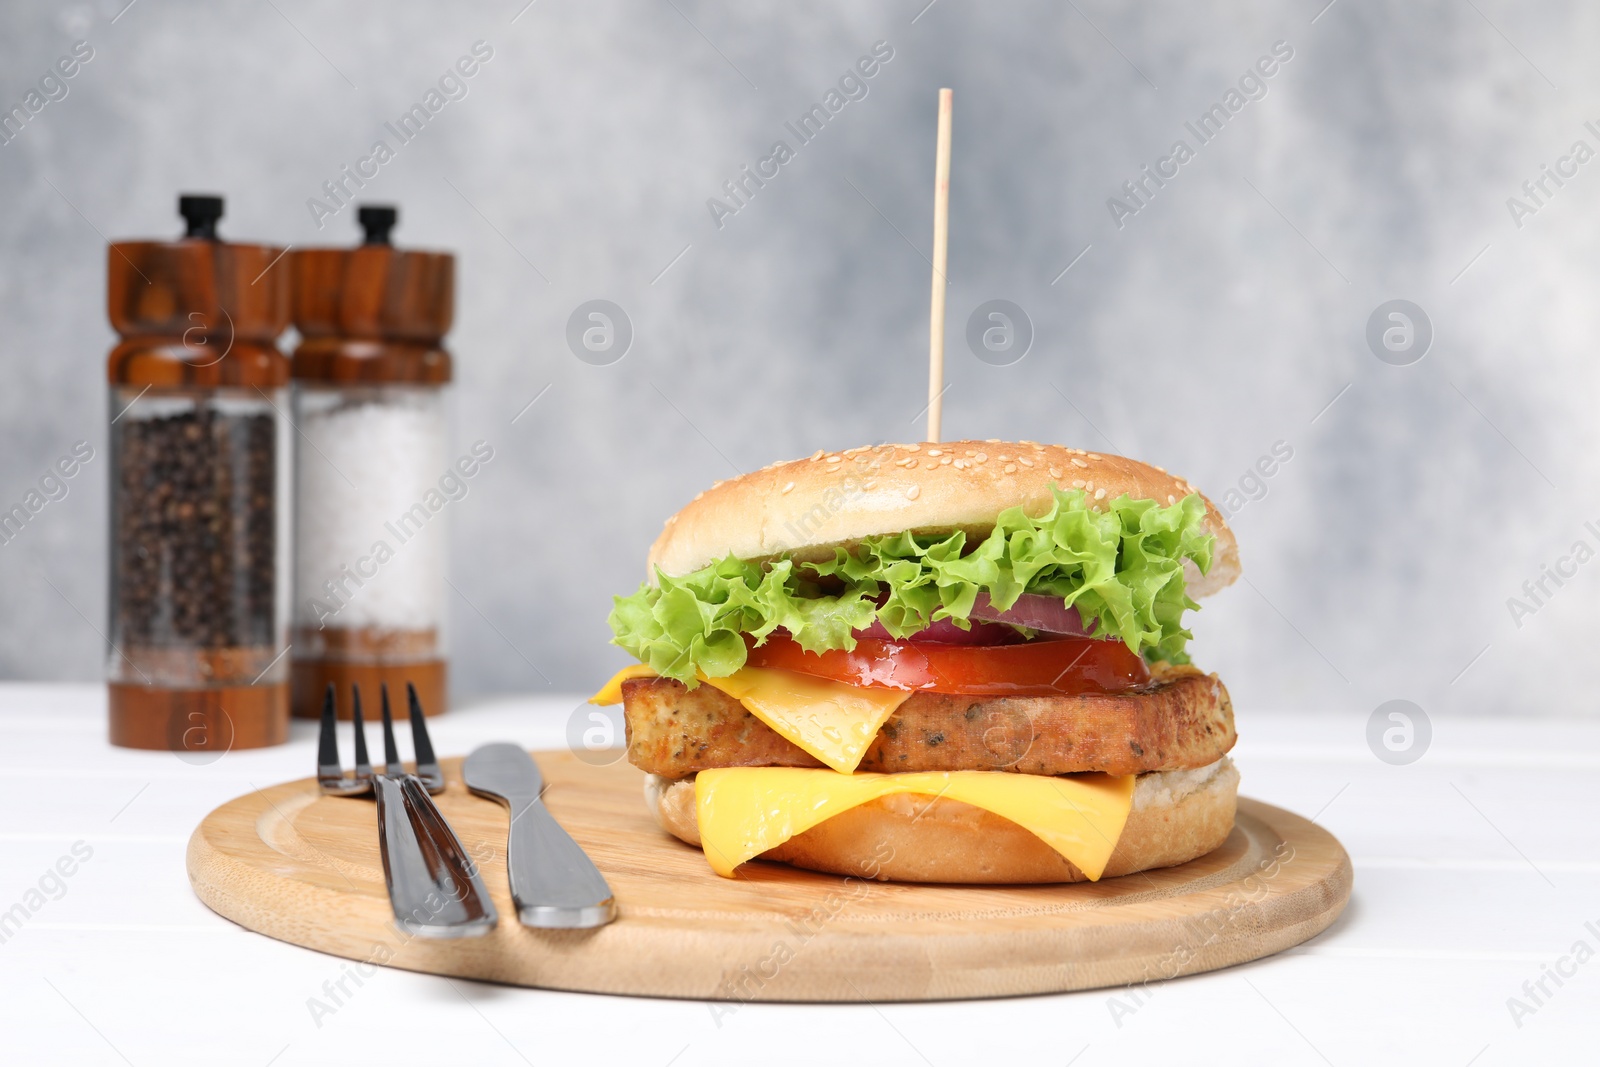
top-left (926, 88), bottom-right (953, 444)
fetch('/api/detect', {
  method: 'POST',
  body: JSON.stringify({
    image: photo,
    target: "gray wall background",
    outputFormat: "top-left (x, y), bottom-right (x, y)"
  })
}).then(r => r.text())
top-left (1, 0), bottom-right (1596, 720)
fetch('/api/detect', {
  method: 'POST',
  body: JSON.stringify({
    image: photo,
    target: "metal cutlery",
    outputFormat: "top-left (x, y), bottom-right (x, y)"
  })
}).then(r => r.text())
top-left (400, 683), bottom-right (443, 791)
top-left (464, 743), bottom-right (617, 929)
top-left (316, 683), bottom-right (372, 797)
top-left (317, 683), bottom-right (497, 938)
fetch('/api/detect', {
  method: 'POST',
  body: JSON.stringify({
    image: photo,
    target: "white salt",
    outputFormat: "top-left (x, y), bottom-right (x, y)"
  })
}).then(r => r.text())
top-left (293, 389), bottom-right (447, 633)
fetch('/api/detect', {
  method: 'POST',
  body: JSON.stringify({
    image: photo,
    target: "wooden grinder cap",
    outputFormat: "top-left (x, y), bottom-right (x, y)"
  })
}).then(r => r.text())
top-left (106, 195), bottom-right (291, 389)
top-left (290, 205), bottom-right (454, 385)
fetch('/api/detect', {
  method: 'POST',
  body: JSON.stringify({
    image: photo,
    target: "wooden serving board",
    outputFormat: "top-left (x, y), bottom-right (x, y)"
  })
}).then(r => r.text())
top-left (187, 751), bottom-right (1351, 1002)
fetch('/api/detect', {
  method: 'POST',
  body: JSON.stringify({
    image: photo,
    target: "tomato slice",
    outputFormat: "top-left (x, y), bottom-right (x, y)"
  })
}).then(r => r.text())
top-left (745, 632), bottom-right (1150, 696)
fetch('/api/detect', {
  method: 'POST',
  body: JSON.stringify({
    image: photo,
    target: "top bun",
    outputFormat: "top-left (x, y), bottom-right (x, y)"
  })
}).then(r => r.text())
top-left (647, 441), bottom-right (1240, 599)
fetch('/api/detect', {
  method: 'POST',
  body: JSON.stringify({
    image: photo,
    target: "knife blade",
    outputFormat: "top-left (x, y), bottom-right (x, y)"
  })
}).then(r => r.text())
top-left (463, 744), bottom-right (617, 929)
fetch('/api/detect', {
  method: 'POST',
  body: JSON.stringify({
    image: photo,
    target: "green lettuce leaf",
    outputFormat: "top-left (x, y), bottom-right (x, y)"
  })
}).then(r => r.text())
top-left (608, 487), bottom-right (1214, 685)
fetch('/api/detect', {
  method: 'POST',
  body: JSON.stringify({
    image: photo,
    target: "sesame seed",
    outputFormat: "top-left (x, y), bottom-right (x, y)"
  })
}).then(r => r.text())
top-left (1018, 457), bottom-right (1034, 468)
top-left (927, 448), bottom-right (943, 457)
top-left (1094, 487), bottom-right (1107, 500)
top-left (939, 456), bottom-right (952, 465)
top-left (781, 482), bottom-right (795, 494)
top-left (925, 460), bottom-right (938, 469)
top-left (1072, 479), bottom-right (1086, 488)
top-left (1048, 467), bottom-right (1061, 478)
top-left (810, 450), bottom-right (823, 461)
top-left (864, 480), bottom-right (876, 489)
top-left (1167, 494), bottom-right (1176, 504)
top-left (907, 443), bottom-right (921, 452)
top-left (1071, 458), bottom-right (1088, 468)
top-left (905, 485), bottom-right (921, 500)
top-left (998, 454), bottom-right (1011, 462)
top-left (826, 455), bottom-right (841, 464)
top-left (975, 452), bottom-right (987, 463)
top-left (1004, 463), bottom-right (1017, 474)
top-left (1088, 453), bottom-right (1102, 460)
top-left (826, 465), bottom-right (841, 474)
top-left (1084, 481), bottom-right (1094, 491)
top-left (953, 459), bottom-right (967, 469)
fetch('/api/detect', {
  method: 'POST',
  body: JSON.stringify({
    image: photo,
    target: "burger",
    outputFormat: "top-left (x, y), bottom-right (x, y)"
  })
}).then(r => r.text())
top-left (589, 440), bottom-right (1241, 883)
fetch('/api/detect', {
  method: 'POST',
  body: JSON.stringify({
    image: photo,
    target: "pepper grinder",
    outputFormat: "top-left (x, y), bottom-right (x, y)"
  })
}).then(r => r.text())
top-left (106, 194), bottom-right (292, 751)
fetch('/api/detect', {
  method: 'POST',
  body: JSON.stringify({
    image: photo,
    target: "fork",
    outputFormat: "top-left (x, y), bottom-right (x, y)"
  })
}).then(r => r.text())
top-left (317, 683), bottom-right (497, 938)
top-left (393, 683), bottom-right (443, 792)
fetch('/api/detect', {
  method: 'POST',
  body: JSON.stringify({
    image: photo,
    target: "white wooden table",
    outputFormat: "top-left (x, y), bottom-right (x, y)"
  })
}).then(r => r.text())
top-left (1, 683), bottom-right (1593, 1064)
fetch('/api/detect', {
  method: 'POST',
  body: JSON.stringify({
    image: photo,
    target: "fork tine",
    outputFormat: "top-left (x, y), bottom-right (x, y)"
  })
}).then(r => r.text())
top-left (316, 683), bottom-right (342, 785)
top-left (406, 683), bottom-right (441, 785)
top-left (351, 684), bottom-right (372, 780)
top-left (379, 683), bottom-right (403, 776)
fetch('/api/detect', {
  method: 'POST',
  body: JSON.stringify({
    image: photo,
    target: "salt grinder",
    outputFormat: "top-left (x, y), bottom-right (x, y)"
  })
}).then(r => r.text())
top-left (106, 194), bottom-right (292, 751)
top-left (288, 205), bottom-right (455, 720)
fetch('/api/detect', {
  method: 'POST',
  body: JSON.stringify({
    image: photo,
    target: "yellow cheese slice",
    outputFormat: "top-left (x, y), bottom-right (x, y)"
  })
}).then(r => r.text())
top-left (587, 662), bottom-right (911, 774)
top-left (588, 664), bottom-right (657, 706)
top-left (697, 666), bottom-right (910, 774)
top-left (695, 766), bottom-right (1136, 880)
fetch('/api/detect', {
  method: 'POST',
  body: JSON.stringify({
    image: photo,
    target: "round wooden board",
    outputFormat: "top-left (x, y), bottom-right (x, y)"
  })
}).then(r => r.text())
top-left (187, 751), bottom-right (1351, 1002)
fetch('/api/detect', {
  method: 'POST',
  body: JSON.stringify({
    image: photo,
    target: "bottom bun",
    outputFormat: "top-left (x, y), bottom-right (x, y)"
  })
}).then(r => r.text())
top-left (645, 758), bottom-right (1240, 884)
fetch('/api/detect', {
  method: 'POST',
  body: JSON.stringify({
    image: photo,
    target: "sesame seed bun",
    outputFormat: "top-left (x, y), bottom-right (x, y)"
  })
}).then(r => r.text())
top-left (644, 757), bottom-right (1240, 884)
top-left (646, 441), bottom-right (1240, 598)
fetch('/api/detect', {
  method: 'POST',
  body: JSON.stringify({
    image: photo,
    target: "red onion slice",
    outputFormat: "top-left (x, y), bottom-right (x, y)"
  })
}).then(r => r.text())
top-left (854, 615), bottom-right (1023, 645)
top-left (967, 592), bottom-right (1100, 637)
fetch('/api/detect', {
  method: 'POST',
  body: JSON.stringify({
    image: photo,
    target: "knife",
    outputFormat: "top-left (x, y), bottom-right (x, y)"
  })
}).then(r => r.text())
top-left (463, 744), bottom-right (617, 929)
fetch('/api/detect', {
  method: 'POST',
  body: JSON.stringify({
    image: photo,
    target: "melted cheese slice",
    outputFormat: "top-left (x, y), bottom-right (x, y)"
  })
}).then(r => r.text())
top-left (695, 767), bottom-right (1136, 879)
top-left (588, 663), bottom-right (911, 774)
top-left (697, 666), bottom-right (910, 774)
top-left (588, 664), bottom-right (657, 706)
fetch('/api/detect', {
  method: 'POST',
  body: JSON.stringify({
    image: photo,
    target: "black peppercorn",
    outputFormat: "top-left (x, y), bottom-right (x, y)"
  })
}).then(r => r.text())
top-left (111, 404), bottom-right (278, 653)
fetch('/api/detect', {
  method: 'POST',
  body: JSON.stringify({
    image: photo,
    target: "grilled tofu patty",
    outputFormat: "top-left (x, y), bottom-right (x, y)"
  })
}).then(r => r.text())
top-left (620, 664), bottom-right (1234, 779)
